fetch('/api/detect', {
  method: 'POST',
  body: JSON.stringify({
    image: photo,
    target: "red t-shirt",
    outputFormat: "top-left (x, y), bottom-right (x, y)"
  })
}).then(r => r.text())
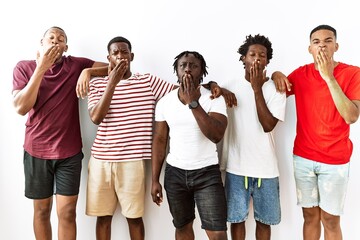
top-left (287, 63), bottom-right (360, 164)
top-left (13, 56), bottom-right (95, 159)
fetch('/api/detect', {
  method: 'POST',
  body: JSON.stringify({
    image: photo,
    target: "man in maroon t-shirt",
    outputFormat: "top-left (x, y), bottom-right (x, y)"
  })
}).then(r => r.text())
top-left (12, 26), bottom-right (107, 240)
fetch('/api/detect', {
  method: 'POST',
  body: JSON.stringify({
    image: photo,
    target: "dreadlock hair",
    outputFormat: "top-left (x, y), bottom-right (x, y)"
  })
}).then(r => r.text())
top-left (237, 34), bottom-right (273, 68)
top-left (172, 51), bottom-right (208, 83)
top-left (44, 26), bottom-right (68, 43)
top-left (310, 24), bottom-right (337, 39)
top-left (107, 36), bottom-right (132, 52)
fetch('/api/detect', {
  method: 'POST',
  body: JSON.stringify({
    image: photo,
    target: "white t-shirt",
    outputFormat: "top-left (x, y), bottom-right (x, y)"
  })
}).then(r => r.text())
top-left (155, 86), bottom-right (227, 170)
top-left (221, 78), bottom-right (286, 178)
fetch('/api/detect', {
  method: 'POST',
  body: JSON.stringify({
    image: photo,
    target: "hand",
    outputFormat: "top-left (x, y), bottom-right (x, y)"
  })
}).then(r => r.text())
top-left (36, 45), bottom-right (60, 71)
top-left (179, 73), bottom-right (201, 104)
top-left (316, 48), bottom-right (335, 83)
top-left (250, 60), bottom-right (267, 92)
top-left (151, 181), bottom-right (163, 206)
top-left (272, 71), bottom-right (292, 93)
top-left (76, 69), bottom-right (91, 99)
top-left (221, 88), bottom-right (237, 108)
top-left (108, 59), bottom-right (128, 85)
top-left (209, 82), bottom-right (222, 99)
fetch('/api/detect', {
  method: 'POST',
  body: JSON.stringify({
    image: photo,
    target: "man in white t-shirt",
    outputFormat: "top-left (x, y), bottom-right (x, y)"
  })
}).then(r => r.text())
top-left (221, 34), bottom-right (286, 240)
top-left (151, 51), bottom-right (228, 240)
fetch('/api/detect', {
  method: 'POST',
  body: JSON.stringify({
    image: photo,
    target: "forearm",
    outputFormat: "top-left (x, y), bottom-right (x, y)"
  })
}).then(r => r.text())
top-left (191, 107), bottom-right (227, 143)
top-left (327, 79), bottom-right (360, 124)
top-left (87, 65), bottom-right (108, 77)
top-left (89, 83), bottom-right (117, 124)
top-left (151, 149), bottom-right (166, 184)
top-left (202, 81), bottom-right (217, 90)
top-left (254, 90), bottom-right (278, 132)
top-left (151, 127), bottom-right (168, 183)
top-left (13, 68), bottom-right (47, 115)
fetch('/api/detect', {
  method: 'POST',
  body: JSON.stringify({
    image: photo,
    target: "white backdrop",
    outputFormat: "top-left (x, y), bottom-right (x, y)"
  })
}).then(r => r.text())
top-left (0, 0), bottom-right (359, 239)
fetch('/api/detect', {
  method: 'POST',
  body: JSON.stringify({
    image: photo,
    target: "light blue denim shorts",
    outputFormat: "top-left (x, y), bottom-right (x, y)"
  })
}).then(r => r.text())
top-left (293, 155), bottom-right (350, 216)
top-left (225, 172), bottom-right (281, 225)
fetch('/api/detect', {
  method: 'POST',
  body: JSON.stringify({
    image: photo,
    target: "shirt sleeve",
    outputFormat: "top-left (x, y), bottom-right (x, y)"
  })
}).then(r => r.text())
top-left (87, 77), bottom-right (104, 110)
top-left (149, 74), bottom-right (175, 101)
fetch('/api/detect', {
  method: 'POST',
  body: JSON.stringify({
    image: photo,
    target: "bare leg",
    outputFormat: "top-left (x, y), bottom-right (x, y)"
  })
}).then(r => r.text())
top-left (231, 222), bottom-right (246, 240)
top-left (255, 220), bottom-right (270, 240)
top-left (56, 194), bottom-right (78, 240)
top-left (96, 215), bottom-right (113, 240)
top-left (205, 229), bottom-right (228, 240)
top-left (33, 197), bottom-right (53, 240)
top-left (175, 221), bottom-right (194, 240)
top-left (303, 207), bottom-right (321, 240)
top-left (126, 217), bottom-right (145, 240)
top-left (321, 210), bottom-right (342, 240)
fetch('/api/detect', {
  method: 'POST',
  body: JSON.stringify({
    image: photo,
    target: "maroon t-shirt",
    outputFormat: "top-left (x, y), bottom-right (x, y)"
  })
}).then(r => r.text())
top-left (13, 55), bottom-right (95, 159)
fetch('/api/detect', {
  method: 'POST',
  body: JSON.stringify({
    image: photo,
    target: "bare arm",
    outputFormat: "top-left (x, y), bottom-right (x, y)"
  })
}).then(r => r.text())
top-left (76, 63), bottom-right (109, 99)
top-left (317, 49), bottom-right (360, 124)
top-left (271, 71), bottom-right (292, 93)
top-left (89, 60), bottom-right (127, 125)
top-left (251, 61), bottom-right (279, 132)
top-left (13, 46), bottom-right (61, 115)
top-left (220, 87), bottom-right (238, 108)
top-left (151, 121), bottom-right (169, 206)
top-left (254, 90), bottom-right (279, 132)
top-left (326, 79), bottom-right (360, 124)
top-left (180, 76), bottom-right (227, 143)
top-left (203, 81), bottom-right (238, 108)
top-left (191, 108), bottom-right (228, 143)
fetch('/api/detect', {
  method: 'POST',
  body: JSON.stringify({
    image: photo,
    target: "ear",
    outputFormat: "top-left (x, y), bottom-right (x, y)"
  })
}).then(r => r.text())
top-left (240, 55), bottom-right (245, 63)
top-left (130, 53), bottom-right (134, 62)
top-left (308, 45), bottom-right (311, 54)
top-left (64, 44), bottom-right (68, 52)
top-left (40, 39), bottom-right (43, 46)
top-left (335, 42), bottom-right (339, 52)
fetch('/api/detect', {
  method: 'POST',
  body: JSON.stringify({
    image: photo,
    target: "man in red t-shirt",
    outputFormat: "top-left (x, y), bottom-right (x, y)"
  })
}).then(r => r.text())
top-left (272, 24), bottom-right (360, 239)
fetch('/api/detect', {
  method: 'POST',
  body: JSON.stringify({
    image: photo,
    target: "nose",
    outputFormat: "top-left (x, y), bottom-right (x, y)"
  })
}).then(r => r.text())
top-left (253, 57), bottom-right (261, 64)
top-left (319, 41), bottom-right (326, 48)
top-left (184, 64), bottom-right (192, 73)
top-left (51, 38), bottom-right (59, 46)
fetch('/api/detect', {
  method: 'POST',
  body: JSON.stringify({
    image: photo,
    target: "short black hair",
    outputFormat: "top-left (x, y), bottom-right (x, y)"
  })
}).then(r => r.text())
top-left (107, 36), bottom-right (132, 52)
top-left (310, 24), bottom-right (337, 39)
top-left (237, 34), bottom-right (273, 65)
top-left (172, 51), bottom-right (208, 83)
top-left (44, 26), bottom-right (67, 43)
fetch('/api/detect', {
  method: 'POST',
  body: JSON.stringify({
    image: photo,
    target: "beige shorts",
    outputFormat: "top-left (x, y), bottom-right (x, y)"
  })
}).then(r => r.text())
top-left (86, 156), bottom-right (145, 218)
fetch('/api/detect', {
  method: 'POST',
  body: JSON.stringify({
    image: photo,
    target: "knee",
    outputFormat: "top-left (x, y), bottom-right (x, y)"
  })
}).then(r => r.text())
top-left (34, 207), bottom-right (52, 221)
top-left (34, 202), bottom-right (52, 221)
top-left (256, 221), bottom-right (270, 231)
top-left (58, 205), bottom-right (76, 222)
top-left (126, 217), bottom-right (144, 227)
top-left (97, 216), bottom-right (113, 227)
top-left (321, 212), bottom-right (340, 230)
top-left (207, 231), bottom-right (228, 240)
top-left (302, 208), bottom-right (321, 223)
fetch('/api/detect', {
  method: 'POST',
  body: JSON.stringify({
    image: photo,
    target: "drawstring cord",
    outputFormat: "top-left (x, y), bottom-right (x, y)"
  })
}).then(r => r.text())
top-left (244, 176), bottom-right (262, 189)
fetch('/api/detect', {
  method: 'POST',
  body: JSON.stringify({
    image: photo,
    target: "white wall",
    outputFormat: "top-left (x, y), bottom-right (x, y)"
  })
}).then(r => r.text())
top-left (1, 0), bottom-right (359, 239)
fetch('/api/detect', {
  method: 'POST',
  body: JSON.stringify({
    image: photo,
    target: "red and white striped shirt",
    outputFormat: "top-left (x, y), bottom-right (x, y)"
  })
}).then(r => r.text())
top-left (88, 73), bottom-right (174, 161)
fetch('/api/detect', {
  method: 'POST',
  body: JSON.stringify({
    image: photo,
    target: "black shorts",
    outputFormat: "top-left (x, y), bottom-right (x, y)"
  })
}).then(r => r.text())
top-left (164, 163), bottom-right (227, 231)
top-left (23, 151), bottom-right (83, 199)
